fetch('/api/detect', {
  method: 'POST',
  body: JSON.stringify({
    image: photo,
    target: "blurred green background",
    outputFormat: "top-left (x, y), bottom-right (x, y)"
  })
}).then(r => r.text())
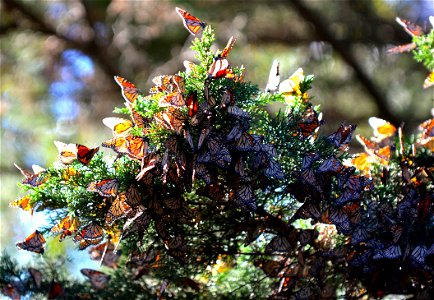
top-left (1, 0), bottom-right (433, 276)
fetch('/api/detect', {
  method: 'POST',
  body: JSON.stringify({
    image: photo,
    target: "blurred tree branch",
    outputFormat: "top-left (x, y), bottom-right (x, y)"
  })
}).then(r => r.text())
top-left (2, 0), bottom-right (119, 77)
top-left (288, 0), bottom-right (400, 125)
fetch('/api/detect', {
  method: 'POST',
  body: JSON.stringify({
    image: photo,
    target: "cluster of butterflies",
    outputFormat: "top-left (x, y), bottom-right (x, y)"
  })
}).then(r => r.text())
top-left (2, 266), bottom-right (110, 299)
top-left (387, 16), bottom-right (434, 89)
top-left (254, 116), bottom-right (433, 298)
top-left (2, 268), bottom-right (65, 300)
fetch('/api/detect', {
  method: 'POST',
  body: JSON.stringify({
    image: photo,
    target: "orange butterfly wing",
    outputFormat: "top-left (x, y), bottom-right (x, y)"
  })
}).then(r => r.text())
top-left (87, 179), bottom-right (119, 197)
top-left (176, 7), bottom-right (206, 35)
top-left (114, 76), bottom-right (141, 103)
top-left (77, 145), bottom-right (99, 165)
top-left (16, 230), bottom-right (46, 254)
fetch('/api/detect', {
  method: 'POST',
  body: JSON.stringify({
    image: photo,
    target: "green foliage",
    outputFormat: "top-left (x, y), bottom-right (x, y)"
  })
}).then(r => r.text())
top-left (413, 29), bottom-right (434, 70)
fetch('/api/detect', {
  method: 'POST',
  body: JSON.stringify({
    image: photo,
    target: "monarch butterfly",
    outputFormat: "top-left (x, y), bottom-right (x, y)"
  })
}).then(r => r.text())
top-left (265, 60), bottom-right (280, 93)
top-left (417, 118), bottom-right (434, 150)
top-left (278, 68), bottom-right (305, 99)
top-left (368, 117), bottom-right (397, 142)
top-left (16, 230), bottom-right (45, 254)
top-left (163, 197), bottom-right (183, 210)
top-left (349, 250), bottom-right (373, 268)
top-left (102, 117), bottom-right (133, 136)
top-left (2, 284), bottom-right (20, 300)
top-left (47, 282), bottom-right (64, 299)
top-left (235, 185), bottom-right (257, 211)
top-left (390, 224), bottom-right (403, 243)
top-left (105, 192), bottom-right (134, 226)
top-left (296, 202), bottom-right (321, 220)
top-left (235, 132), bottom-right (260, 152)
top-left (297, 106), bottom-right (323, 139)
top-left (351, 152), bottom-right (373, 177)
top-left (264, 158), bottom-right (284, 179)
top-left (74, 222), bottom-right (104, 242)
top-left (183, 60), bottom-right (197, 73)
top-left (419, 118), bottom-right (434, 138)
top-left (80, 269), bottom-right (110, 290)
top-left (328, 208), bottom-right (352, 232)
top-left (423, 71), bottom-right (434, 89)
top-left (124, 185), bottom-right (141, 207)
top-left (350, 226), bottom-right (369, 245)
top-left (327, 124), bottom-right (356, 149)
top-left (175, 7), bottom-right (206, 36)
top-left (227, 105), bottom-right (251, 120)
top-left (317, 156), bottom-right (343, 173)
top-left (125, 135), bottom-right (148, 160)
top-left (193, 162), bottom-right (212, 184)
top-left (298, 229), bottom-right (318, 247)
top-left (114, 76), bottom-right (141, 104)
top-left (14, 163), bottom-right (47, 187)
top-left (395, 17), bottom-right (424, 37)
top-left (298, 168), bottom-right (319, 188)
top-left (54, 141), bottom-right (77, 165)
top-left (135, 153), bottom-right (159, 181)
top-left (301, 152), bottom-right (320, 170)
top-left (208, 57), bottom-right (232, 79)
top-left (373, 244), bottom-right (402, 260)
top-left (128, 105), bottom-right (149, 129)
top-left (208, 36), bottom-right (236, 79)
top-left (77, 236), bottom-right (104, 251)
top-left (356, 135), bottom-right (391, 165)
top-left (9, 195), bottom-right (33, 213)
top-left (265, 235), bottom-right (292, 253)
top-left (152, 75), bottom-right (184, 93)
top-left (51, 215), bottom-right (80, 241)
top-left (77, 144), bottom-right (99, 165)
top-left (28, 267), bottom-right (42, 289)
top-left (87, 179), bottom-right (119, 197)
top-left (336, 188), bottom-right (362, 206)
top-left (410, 245), bottom-right (427, 264)
top-left (89, 241), bottom-right (121, 269)
top-left (346, 175), bottom-right (372, 192)
top-left (122, 208), bottom-right (151, 242)
top-left (336, 166), bottom-right (356, 189)
top-left (154, 107), bottom-right (186, 134)
top-left (185, 92), bottom-right (199, 117)
top-left (158, 91), bottom-right (185, 108)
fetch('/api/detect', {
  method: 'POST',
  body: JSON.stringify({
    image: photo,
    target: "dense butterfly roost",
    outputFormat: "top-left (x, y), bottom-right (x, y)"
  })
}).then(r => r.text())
top-left (3, 8), bottom-right (434, 300)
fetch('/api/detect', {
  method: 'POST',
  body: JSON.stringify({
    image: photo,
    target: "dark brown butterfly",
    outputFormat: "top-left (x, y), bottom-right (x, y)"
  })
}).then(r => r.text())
top-left (176, 7), bottom-right (206, 35)
top-left (28, 267), bottom-right (42, 289)
top-left (80, 269), bottom-right (110, 290)
top-left (105, 192), bottom-right (134, 226)
top-left (16, 230), bottom-right (45, 254)
top-left (47, 282), bottom-right (64, 299)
